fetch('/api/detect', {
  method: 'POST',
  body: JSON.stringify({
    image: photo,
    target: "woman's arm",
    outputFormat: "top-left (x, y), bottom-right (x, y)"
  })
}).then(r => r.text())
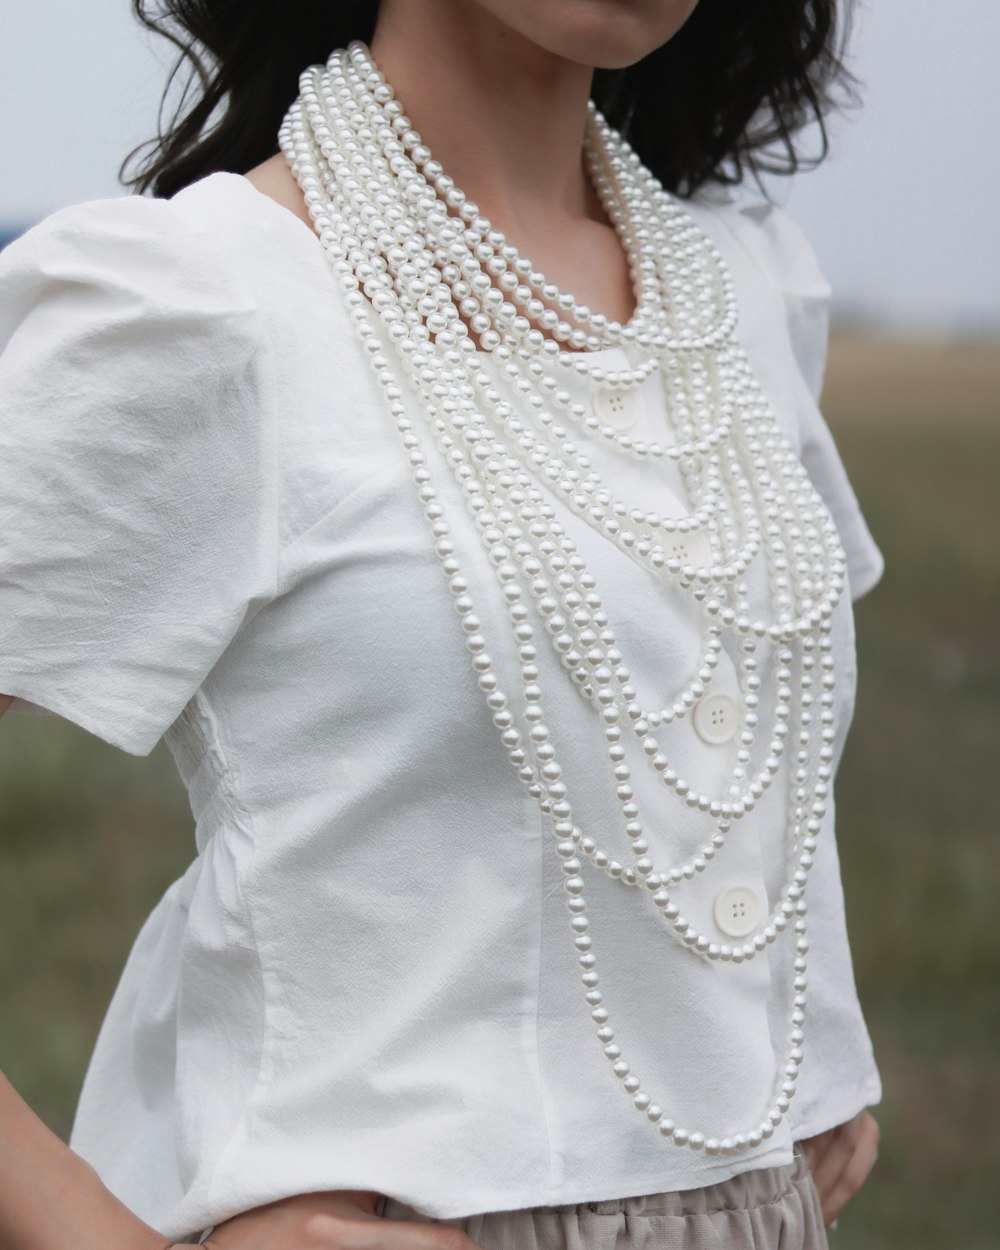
top-left (0, 1070), bottom-right (170, 1250)
top-left (0, 1070), bottom-right (480, 1250)
top-left (0, 712), bottom-right (473, 1250)
top-left (0, 699), bottom-right (478, 1249)
top-left (1, 701), bottom-right (158, 1247)
top-left (0, 1072), bottom-right (477, 1250)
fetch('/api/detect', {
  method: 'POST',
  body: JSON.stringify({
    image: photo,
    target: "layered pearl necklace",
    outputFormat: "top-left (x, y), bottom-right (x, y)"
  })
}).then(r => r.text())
top-left (278, 39), bottom-right (848, 1157)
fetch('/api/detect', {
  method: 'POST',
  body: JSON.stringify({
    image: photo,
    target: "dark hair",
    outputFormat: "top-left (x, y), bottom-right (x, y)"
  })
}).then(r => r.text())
top-left (123, 0), bottom-right (859, 202)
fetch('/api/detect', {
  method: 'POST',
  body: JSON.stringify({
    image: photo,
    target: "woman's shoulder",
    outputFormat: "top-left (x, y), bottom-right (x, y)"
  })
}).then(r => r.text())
top-left (173, 165), bottom-right (330, 282)
top-left (0, 178), bottom-right (250, 341)
top-left (678, 181), bottom-right (831, 304)
top-left (240, 152), bottom-right (315, 234)
top-left (677, 180), bottom-right (833, 404)
top-left (0, 168), bottom-right (328, 329)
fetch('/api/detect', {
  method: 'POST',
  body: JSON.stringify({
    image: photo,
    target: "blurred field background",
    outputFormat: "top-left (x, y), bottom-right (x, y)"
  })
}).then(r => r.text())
top-left (1, 331), bottom-right (998, 1247)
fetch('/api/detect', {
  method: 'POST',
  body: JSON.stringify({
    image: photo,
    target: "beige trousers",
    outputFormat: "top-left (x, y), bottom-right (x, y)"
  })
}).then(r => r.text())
top-left (377, 1146), bottom-right (829, 1250)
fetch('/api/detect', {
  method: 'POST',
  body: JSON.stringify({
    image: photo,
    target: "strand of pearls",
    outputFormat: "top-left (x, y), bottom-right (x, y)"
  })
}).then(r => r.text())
top-left (277, 39), bottom-right (845, 1154)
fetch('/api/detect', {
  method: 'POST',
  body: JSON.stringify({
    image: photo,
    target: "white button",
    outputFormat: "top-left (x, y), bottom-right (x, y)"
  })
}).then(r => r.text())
top-left (662, 531), bottom-right (709, 568)
top-left (713, 884), bottom-right (764, 938)
top-left (692, 691), bottom-right (739, 744)
top-left (593, 386), bottom-right (642, 431)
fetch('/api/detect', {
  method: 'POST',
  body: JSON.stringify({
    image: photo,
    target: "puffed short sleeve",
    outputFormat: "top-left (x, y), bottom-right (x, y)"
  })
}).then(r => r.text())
top-left (0, 194), bottom-right (277, 755)
top-left (727, 200), bottom-right (885, 602)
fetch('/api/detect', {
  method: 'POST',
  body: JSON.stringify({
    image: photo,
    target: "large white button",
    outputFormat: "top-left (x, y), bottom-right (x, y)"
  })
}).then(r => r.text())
top-left (662, 531), bottom-right (709, 568)
top-left (593, 386), bottom-right (642, 431)
top-left (713, 884), bottom-right (764, 937)
top-left (692, 691), bottom-right (740, 744)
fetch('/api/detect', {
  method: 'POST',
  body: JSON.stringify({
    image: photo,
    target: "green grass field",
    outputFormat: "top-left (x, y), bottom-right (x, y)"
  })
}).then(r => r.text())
top-left (2, 336), bottom-right (998, 1247)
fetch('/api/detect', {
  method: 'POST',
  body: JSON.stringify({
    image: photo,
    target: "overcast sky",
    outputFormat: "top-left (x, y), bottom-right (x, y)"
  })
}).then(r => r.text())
top-left (1, 0), bottom-right (997, 336)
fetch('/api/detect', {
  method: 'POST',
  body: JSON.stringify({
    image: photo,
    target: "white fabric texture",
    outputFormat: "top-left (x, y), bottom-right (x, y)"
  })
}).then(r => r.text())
top-left (0, 172), bottom-right (883, 1245)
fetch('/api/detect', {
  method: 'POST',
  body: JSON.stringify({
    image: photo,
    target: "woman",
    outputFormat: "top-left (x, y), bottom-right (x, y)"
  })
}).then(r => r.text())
top-left (0, 0), bottom-right (883, 1247)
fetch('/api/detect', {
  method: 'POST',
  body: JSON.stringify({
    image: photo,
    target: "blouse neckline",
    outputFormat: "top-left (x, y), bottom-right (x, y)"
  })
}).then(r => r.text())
top-left (189, 172), bottom-right (641, 365)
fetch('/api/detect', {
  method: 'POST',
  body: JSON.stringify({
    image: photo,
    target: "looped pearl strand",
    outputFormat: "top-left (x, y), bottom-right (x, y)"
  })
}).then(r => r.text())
top-left (339, 39), bottom-right (738, 360)
top-left (278, 38), bottom-right (847, 1155)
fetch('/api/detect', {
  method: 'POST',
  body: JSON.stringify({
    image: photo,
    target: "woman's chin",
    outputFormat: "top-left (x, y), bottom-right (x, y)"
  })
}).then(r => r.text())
top-left (469, 0), bottom-right (701, 71)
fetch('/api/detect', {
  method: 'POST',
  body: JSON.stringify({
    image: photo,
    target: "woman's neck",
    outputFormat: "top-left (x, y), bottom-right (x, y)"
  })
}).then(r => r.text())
top-left (246, 3), bottom-right (637, 331)
top-left (369, 0), bottom-right (604, 242)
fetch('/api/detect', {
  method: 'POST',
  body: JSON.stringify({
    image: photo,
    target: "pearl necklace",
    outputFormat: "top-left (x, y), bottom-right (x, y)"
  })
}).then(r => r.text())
top-left (278, 39), bottom-right (848, 1157)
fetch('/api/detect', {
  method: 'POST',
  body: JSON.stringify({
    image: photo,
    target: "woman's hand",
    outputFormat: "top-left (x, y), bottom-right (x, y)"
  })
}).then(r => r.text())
top-left (197, 1190), bottom-right (482, 1250)
top-left (799, 1108), bottom-right (880, 1227)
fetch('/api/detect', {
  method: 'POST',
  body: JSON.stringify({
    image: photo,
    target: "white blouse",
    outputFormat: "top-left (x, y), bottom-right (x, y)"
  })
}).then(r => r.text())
top-left (0, 172), bottom-right (884, 1244)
